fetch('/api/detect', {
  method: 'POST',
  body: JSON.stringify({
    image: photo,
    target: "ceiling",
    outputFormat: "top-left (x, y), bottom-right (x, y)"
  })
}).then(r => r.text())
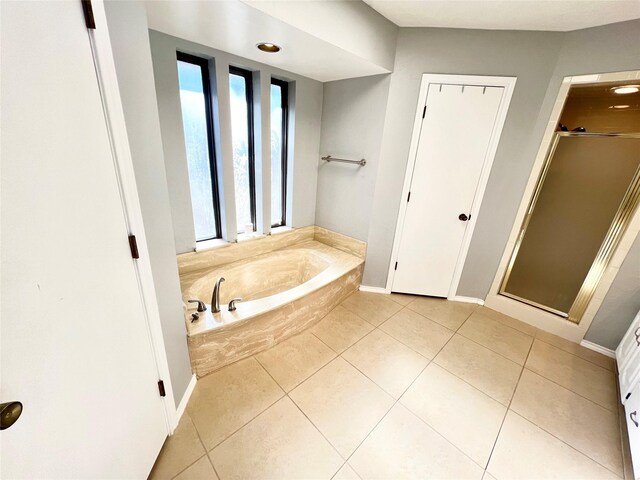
top-left (145, 0), bottom-right (391, 82)
top-left (363, 0), bottom-right (640, 31)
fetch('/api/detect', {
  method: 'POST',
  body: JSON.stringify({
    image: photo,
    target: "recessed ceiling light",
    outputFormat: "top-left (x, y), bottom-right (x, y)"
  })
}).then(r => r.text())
top-left (609, 105), bottom-right (630, 109)
top-left (257, 42), bottom-right (281, 53)
top-left (612, 85), bottom-right (639, 95)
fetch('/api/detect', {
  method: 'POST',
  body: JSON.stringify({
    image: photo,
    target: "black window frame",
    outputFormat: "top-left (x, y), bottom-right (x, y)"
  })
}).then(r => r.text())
top-left (270, 78), bottom-right (289, 228)
top-left (176, 51), bottom-right (223, 241)
top-left (229, 66), bottom-right (257, 232)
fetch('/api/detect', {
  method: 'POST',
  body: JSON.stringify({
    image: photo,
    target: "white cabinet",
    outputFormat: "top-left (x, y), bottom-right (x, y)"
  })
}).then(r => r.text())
top-left (625, 382), bottom-right (640, 480)
top-left (618, 310), bottom-right (640, 404)
top-left (617, 310), bottom-right (640, 479)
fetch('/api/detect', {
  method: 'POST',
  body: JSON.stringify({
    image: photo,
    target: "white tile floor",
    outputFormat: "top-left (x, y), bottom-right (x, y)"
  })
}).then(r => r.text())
top-left (150, 291), bottom-right (627, 480)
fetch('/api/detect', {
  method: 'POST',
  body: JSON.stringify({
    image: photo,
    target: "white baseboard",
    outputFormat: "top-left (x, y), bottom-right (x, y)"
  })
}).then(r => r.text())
top-left (359, 285), bottom-right (391, 294)
top-left (176, 374), bottom-right (197, 425)
top-left (449, 295), bottom-right (485, 305)
top-left (580, 340), bottom-right (616, 359)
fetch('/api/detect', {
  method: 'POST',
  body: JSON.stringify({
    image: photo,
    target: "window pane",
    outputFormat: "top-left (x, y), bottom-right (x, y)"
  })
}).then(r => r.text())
top-left (229, 73), bottom-right (253, 233)
top-left (270, 83), bottom-right (284, 226)
top-left (177, 60), bottom-right (218, 241)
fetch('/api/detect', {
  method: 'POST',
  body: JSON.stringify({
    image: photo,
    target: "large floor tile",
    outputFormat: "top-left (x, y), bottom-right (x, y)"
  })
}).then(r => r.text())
top-left (487, 411), bottom-right (619, 480)
top-left (406, 297), bottom-right (477, 331)
top-left (389, 293), bottom-right (415, 305)
top-left (255, 331), bottom-right (336, 392)
top-left (380, 308), bottom-right (454, 359)
top-left (434, 335), bottom-right (522, 405)
top-left (535, 329), bottom-right (616, 371)
top-left (174, 456), bottom-right (218, 480)
top-left (150, 413), bottom-right (207, 480)
top-left (458, 311), bottom-right (533, 365)
top-left (290, 357), bottom-right (394, 457)
top-left (209, 397), bottom-right (343, 480)
top-left (510, 369), bottom-right (623, 476)
top-left (334, 464), bottom-right (361, 480)
top-left (475, 307), bottom-right (538, 336)
top-left (525, 339), bottom-right (618, 411)
top-left (342, 329), bottom-right (429, 398)
top-left (310, 305), bottom-right (374, 353)
top-left (349, 404), bottom-right (483, 480)
top-left (340, 291), bottom-right (403, 326)
top-left (186, 357), bottom-right (283, 450)
top-left (401, 363), bottom-right (506, 467)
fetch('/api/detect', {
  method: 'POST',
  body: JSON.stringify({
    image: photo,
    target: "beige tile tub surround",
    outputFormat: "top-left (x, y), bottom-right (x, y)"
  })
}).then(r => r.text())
top-left (181, 232), bottom-right (365, 377)
top-left (188, 263), bottom-right (363, 377)
top-left (313, 225), bottom-right (367, 259)
top-left (177, 225), bottom-right (366, 276)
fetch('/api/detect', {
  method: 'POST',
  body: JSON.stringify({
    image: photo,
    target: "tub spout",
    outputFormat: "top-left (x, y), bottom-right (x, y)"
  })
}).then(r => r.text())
top-left (211, 277), bottom-right (225, 313)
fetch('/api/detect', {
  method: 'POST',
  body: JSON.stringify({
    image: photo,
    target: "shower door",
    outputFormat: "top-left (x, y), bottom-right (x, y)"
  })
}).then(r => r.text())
top-left (500, 133), bottom-right (640, 322)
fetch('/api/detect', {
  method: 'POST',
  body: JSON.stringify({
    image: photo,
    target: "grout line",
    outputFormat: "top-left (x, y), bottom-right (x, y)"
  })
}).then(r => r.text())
top-left (446, 330), bottom-right (528, 367)
top-left (507, 409), bottom-right (625, 479)
top-left (166, 452), bottom-right (207, 480)
top-left (519, 366), bottom-right (618, 414)
top-left (483, 333), bottom-right (536, 472)
top-left (534, 335), bottom-right (617, 373)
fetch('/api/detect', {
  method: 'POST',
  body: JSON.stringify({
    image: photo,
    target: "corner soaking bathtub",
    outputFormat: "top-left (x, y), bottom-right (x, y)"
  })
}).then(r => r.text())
top-left (180, 240), bottom-right (364, 377)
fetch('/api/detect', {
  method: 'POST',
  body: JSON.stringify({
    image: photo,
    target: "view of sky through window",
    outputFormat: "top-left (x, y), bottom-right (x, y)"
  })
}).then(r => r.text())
top-left (177, 60), bottom-right (218, 241)
top-left (270, 83), bottom-right (284, 226)
top-left (229, 73), bottom-right (253, 233)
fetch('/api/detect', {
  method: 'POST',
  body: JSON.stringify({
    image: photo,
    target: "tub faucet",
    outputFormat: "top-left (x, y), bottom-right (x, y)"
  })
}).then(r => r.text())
top-left (211, 277), bottom-right (225, 313)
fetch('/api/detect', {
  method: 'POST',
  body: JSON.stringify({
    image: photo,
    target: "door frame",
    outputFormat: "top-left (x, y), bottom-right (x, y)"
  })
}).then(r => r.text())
top-left (386, 74), bottom-right (517, 300)
top-left (88, 1), bottom-right (179, 432)
top-left (485, 70), bottom-right (640, 344)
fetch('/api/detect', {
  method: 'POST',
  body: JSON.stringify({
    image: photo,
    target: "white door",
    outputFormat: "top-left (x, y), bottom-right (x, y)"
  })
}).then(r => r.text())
top-left (1, 2), bottom-right (167, 478)
top-left (393, 83), bottom-right (504, 297)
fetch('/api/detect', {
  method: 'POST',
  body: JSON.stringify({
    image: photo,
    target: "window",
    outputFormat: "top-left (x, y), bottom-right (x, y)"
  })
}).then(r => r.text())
top-left (270, 79), bottom-right (289, 227)
top-left (229, 67), bottom-right (256, 233)
top-left (176, 53), bottom-right (221, 241)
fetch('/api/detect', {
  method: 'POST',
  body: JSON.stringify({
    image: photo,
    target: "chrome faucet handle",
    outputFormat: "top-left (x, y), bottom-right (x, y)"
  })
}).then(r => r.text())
top-left (228, 298), bottom-right (242, 312)
top-left (188, 299), bottom-right (207, 312)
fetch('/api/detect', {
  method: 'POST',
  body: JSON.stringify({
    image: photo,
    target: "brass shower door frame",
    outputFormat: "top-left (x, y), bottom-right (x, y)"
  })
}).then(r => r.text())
top-left (499, 131), bottom-right (640, 323)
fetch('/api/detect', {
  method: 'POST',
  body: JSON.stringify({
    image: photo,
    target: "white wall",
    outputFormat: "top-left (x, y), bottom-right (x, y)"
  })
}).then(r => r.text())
top-left (316, 75), bottom-right (391, 241)
top-left (104, 2), bottom-right (193, 403)
top-left (149, 30), bottom-right (323, 253)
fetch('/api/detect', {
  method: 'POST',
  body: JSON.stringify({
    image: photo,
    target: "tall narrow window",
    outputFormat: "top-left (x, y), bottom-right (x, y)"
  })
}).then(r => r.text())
top-left (176, 53), bottom-right (221, 241)
top-left (229, 67), bottom-right (256, 233)
top-left (270, 79), bottom-right (288, 227)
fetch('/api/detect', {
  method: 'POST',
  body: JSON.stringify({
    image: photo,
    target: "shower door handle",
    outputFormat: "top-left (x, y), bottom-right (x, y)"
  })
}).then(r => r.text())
top-left (458, 213), bottom-right (470, 221)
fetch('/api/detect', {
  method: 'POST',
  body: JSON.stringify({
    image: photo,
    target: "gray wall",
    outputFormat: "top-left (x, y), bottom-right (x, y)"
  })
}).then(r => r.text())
top-left (316, 75), bottom-right (391, 241)
top-left (361, 27), bottom-right (564, 290)
top-left (585, 236), bottom-right (640, 350)
top-left (149, 30), bottom-right (323, 253)
top-left (104, 2), bottom-right (193, 404)
top-left (553, 19), bottom-right (640, 349)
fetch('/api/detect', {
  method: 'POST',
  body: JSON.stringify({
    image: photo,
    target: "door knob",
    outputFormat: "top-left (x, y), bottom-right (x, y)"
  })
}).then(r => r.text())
top-left (0, 401), bottom-right (23, 430)
top-left (458, 213), bottom-right (470, 221)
